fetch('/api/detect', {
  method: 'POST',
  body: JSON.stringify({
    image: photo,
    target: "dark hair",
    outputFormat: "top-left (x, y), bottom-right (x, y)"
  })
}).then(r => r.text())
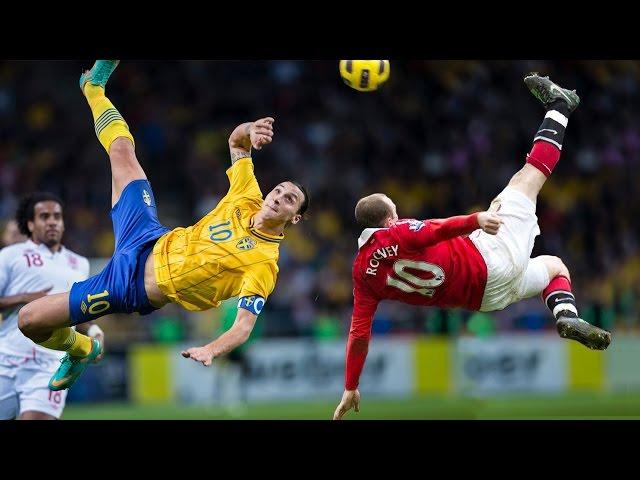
top-left (288, 180), bottom-right (310, 217)
top-left (15, 192), bottom-right (64, 237)
top-left (355, 194), bottom-right (393, 228)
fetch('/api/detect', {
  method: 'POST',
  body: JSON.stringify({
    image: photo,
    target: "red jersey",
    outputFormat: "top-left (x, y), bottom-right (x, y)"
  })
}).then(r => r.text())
top-left (345, 213), bottom-right (488, 390)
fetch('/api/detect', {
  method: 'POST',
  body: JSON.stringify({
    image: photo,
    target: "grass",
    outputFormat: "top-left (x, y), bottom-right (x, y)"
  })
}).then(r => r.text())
top-left (61, 392), bottom-right (640, 420)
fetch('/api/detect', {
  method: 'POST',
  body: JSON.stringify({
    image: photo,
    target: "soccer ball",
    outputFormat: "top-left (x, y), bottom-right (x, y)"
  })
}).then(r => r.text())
top-left (339, 60), bottom-right (390, 92)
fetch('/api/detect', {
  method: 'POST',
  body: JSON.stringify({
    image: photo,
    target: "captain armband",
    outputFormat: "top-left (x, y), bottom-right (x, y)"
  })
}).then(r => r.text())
top-left (237, 295), bottom-right (266, 316)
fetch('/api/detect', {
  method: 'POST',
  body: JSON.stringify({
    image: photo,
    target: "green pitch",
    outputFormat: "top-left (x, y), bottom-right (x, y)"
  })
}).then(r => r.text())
top-left (62, 392), bottom-right (640, 420)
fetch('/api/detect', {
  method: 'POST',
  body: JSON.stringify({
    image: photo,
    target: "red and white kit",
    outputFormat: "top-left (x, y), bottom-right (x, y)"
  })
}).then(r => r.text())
top-left (347, 186), bottom-right (549, 390)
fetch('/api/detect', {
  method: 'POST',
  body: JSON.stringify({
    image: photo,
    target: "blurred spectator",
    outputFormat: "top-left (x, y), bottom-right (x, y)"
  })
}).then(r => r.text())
top-left (1, 219), bottom-right (26, 247)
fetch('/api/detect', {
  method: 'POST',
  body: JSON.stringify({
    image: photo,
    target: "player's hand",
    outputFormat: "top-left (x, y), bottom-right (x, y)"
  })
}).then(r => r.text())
top-left (333, 389), bottom-right (361, 420)
top-left (181, 345), bottom-right (215, 366)
top-left (250, 117), bottom-right (275, 150)
top-left (478, 211), bottom-right (502, 235)
top-left (19, 287), bottom-right (53, 304)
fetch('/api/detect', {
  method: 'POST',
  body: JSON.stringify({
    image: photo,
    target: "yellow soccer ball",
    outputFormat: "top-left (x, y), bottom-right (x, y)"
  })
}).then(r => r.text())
top-left (339, 60), bottom-right (390, 92)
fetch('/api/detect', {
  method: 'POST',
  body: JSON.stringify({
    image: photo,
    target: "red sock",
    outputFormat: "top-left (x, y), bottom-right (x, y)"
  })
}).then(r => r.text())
top-left (542, 275), bottom-right (578, 319)
top-left (542, 275), bottom-right (572, 299)
top-left (526, 141), bottom-right (561, 177)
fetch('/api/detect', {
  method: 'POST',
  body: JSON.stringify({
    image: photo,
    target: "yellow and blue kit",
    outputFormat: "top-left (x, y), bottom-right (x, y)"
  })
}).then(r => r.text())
top-left (68, 157), bottom-right (280, 324)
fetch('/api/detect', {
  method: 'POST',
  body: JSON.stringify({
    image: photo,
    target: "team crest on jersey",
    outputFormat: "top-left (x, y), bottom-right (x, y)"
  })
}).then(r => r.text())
top-left (67, 255), bottom-right (78, 270)
top-left (236, 236), bottom-right (257, 251)
top-left (408, 219), bottom-right (425, 232)
top-left (142, 190), bottom-right (151, 206)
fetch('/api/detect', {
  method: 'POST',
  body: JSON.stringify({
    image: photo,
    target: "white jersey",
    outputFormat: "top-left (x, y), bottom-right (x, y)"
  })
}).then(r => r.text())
top-left (0, 239), bottom-right (89, 359)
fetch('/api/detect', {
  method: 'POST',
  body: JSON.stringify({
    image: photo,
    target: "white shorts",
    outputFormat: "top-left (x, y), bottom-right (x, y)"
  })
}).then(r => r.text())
top-left (469, 186), bottom-right (550, 312)
top-left (0, 354), bottom-right (68, 420)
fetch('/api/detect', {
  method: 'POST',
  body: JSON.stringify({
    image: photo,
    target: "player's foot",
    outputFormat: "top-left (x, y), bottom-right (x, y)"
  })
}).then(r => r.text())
top-left (48, 338), bottom-right (103, 391)
top-left (524, 73), bottom-right (580, 113)
top-left (556, 316), bottom-right (611, 350)
top-left (79, 60), bottom-right (120, 92)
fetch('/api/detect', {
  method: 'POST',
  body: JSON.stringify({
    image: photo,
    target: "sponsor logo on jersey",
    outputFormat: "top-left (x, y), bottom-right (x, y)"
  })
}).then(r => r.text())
top-left (237, 236), bottom-right (257, 251)
top-left (408, 220), bottom-right (425, 232)
top-left (142, 190), bottom-right (151, 206)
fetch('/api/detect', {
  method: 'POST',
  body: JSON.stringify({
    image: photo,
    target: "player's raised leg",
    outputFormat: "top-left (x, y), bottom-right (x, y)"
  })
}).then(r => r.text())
top-left (504, 74), bottom-right (580, 205)
top-left (80, 60), bottom-right (146, 207)
top-left (519, 255), bottom-right (611, 350)
top-left (25, 61), bottom-right (151, 390)
top-left (539, 256), bottom-right (610, 350)
top-left (14, 61), bottom-right (135, 389)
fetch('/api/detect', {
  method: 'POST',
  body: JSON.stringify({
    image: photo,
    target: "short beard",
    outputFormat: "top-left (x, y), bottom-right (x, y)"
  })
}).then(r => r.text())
top-left (42, 237), bottom-right (60, 248)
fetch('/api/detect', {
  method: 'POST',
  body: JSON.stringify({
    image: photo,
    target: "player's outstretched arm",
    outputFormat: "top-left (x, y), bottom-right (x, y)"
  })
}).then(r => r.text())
top-left (181, 308), bottom-right (257, 366)
top-left (333, 317), bottom-right (371, 420)
top-left (400, 211), bottom-right (502, 250)
top-left (333, 283), bottom-right (379, 419)
top-left (228, 117), bottom-right (275, 164)
top-left (0, 287), bottom-right (52, 311)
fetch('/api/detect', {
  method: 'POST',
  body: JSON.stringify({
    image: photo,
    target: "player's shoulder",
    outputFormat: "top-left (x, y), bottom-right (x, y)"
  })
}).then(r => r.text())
top-left (357, 227), bottom-right (389, 250)
top-left (61, 246), bottom-right (88, 261)
top-left (219, 192), bottom-right (263, 216)
top-left (60, 246), bottom-right (90, 268)
top-left (0, 241), bottom-right (32, 259)
top-left (237, 197), bottom-right (263, 215)
top-left (395, 218), bottom-right (426, 231)
top-left (243, 258), bottom-right (278, 287)
top-left (249, 256), bottom-right (278, 273)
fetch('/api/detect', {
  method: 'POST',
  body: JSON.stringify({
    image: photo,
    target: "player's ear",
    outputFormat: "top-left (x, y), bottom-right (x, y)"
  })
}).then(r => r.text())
top-left (27, 220), bottom-right (35, 234)
top-left (383, 216), bottom-right (395, 228)
top-left (290, 213), bottom-right (302, 225)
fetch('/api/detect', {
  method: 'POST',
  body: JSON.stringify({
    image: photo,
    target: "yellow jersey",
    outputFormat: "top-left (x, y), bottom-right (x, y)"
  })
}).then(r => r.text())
top-left (152, 157), bottom-right (282, 311)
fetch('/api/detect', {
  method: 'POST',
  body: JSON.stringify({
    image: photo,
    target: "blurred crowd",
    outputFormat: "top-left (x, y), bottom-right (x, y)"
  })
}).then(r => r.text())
top-left (1, 60), bottom-right (639, 345)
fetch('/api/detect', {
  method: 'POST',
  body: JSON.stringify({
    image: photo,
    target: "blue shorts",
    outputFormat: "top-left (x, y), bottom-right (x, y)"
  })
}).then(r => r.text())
top-left (69, 180), bottom-right (171, 326)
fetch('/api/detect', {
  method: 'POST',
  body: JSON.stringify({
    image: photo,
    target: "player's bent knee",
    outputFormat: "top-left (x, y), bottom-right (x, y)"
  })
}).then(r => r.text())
top-left (109, 139), bottom-right (146, 177)
top-left (541, 255), bottom-right (570, 281)
top-left (18, 304), bottom-right (38, 338)
top-left (109, 137), bottom-right (135, 158)
top-left (507, 165), bottom-right (546, 203)
top-left (555, 257), bottom-right (571, 280)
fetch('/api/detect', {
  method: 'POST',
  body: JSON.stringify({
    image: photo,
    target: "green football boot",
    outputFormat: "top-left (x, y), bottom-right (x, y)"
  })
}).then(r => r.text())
top-left (48, 338), bottom-right (103, 391)
top-left (524, 72), bottom-right (580, 113)
top-left (79, 60), bottom-right (120, 91)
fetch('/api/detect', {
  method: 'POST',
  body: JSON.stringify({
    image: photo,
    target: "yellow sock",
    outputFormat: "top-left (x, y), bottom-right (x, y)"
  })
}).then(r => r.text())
top-left (39, 327), bottom-right (93, 357)
top-left (83, 83), bottom-right (135, 153)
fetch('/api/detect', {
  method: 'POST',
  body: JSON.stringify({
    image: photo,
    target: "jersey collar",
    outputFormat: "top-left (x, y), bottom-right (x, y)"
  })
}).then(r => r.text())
top-left (357, 228), bottom-right (386, 249)
top-left (248, 216), bottom-right (284, 244)
top-left (26, 239), bottom-right (65, 256)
